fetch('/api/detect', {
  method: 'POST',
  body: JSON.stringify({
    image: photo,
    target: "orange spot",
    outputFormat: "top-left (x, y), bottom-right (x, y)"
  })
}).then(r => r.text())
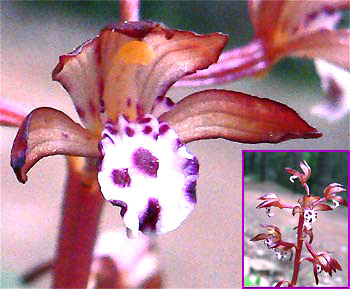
top-left (116, 41), bottom-right (155, 65)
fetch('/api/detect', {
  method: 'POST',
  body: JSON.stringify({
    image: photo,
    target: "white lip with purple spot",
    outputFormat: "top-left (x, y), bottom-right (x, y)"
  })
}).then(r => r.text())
top-left (98, 114), bottom-right (199, 237)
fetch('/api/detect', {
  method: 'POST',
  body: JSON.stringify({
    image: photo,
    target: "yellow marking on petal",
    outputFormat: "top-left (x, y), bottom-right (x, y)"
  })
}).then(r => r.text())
top-left (116, 41), bottom-right (155, 65)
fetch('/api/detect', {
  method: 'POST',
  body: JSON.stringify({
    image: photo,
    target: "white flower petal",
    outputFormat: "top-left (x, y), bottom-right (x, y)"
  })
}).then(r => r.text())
top-left (290, 175), bottom-right (298, 183)
top-left (98, 114), bottom-right (199, 236)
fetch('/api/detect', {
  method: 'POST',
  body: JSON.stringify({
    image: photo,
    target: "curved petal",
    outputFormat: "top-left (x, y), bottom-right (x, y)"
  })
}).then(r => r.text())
top-left (159, 89), bottom-right (322, 144)
top-left (287, 29), bottom-right (350, 69)
top-left (53, 21), bottom-right (228, 130)
top-left (250, 233), bottom-right (268, 241)
top-left (11, 107), bottom-right (100, 183)
top-left (313, 204), bottom-right (333, 211)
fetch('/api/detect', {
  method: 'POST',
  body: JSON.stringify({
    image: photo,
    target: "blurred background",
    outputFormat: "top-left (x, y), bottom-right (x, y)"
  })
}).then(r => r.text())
top-left (244, 151), bottom-right (348, 287)
top-left (1, 1), bottom-right (349, 288)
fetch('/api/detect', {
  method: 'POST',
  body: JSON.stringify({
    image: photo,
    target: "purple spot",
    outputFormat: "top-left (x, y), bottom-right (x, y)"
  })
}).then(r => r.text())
top-left (138, 116), bottom-right (152, 124)
top-left (165, 97), bottom-right (175, 107)
top-left (176, 139), bottom-right (184, 149)
top-left (102, 133), bottom-right (115, 144)
top-left (125, 126), bottom-right (135, 137)
top-left (159, 123), bottom-right (169, 135)
top-left (99, 96), bottom-right (105, 113)
top-left (105, 122), bottom-right (118, 135)
top-left (156, 95), bottom-right (165, 102)
top-left (153, 133), bottom-right (159, 141)
top-left (110, 200), bottom-right (128, 217)
top-left (62, 132), bottom-right (68, 139)
top-left (133, 147), bottom-right (159, 177)
top-left (143, 125), bottom-right (152, 134)
top-left (305, 11), bottom-right (318, 26)
top-left (127, 98), bottom-right (132, 107)
top-left (98, 141), bottom-right (104, 154)
top-left (183, 157), bottom-right (199, 176)
top-left (76, 106), bottom-right (85, 119)
top-left (139, 198), bottom-right (160, 233)
top-left (111, 168), bottom-right (131, 187)
top-left (185, 181), bottom-right (197, 203)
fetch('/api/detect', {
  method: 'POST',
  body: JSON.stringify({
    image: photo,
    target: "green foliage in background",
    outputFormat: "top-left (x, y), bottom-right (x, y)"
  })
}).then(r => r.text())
top-left (244, 151), bottom-right (348, 201)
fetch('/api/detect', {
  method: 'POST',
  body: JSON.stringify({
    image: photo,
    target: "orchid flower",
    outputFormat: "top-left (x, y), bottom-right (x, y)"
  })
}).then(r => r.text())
top-left (302, 241), bottom-right (342, 285)
top-left (250, 224), bottom-right (295, 256)
top-left (177, 0), bottom-right (350, 120)
top-left (10, 21), bottom-right (321, 238)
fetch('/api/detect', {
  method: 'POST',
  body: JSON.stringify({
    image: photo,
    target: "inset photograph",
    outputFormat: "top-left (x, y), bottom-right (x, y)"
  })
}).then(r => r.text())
top-left (243, 151), bottom-right (348, 287)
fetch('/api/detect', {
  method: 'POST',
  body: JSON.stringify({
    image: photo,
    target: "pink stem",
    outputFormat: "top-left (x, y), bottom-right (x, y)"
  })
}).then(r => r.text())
top-left (120, 0), bottom-right (140, 22)
top-left (291, 211), bottom-right (305, 286)
top-left (175, 39), bottom-right (268, 87)
top-left (52, 158), bottom-right (104, 288)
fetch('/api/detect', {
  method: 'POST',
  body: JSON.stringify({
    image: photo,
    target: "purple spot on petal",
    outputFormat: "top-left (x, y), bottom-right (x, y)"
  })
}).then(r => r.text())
top-left (183, 157), bottom-right (199, 176)
top-left (138, 116), bottom-right (152, 124)
top-left (156, 95), bottom-right (165, 102)
top-left (125, 126), bottom-right (135, 137)
top-left (102, 133), bottom-right (115, 144)
top-left (127, 98), bottom-right (132, 107)
top-left (111, 168), bottom-right (131, 187)
top-left (105, 122), bottom-right (118, 135)
top-left (133, 147), bottom-right (159, 177)
top-left (159, 123), bottom-right (169, 135)
top-left (165, 97), bottom-right (175, 107)
top-left (305, 11), bottom-right (318, 26)
top-left (99, 96), bottom-right (105, 113)
top-left (185, 181), bottom-right (197, 203)
top-left (143, 125), bottom-right (152, 134)
top-left (139, 198), bottom-right (160, 233)
top-left (110, 200), bottom-right (128, 217)
top-left (153, 134), bottom-right (159, 141)
top-left (176, 139), bottom-right (184, 149)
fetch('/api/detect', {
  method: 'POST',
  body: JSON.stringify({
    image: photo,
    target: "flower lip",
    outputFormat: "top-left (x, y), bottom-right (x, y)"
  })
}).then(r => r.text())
top-left (97, 114), bottom-right (199, 236)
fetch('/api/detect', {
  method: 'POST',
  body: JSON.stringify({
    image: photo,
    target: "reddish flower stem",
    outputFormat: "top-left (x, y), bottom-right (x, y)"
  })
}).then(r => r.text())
top-left (52, 158), bottom-right (104, 288)
top-left (290, 212), bottom-right (305, 286)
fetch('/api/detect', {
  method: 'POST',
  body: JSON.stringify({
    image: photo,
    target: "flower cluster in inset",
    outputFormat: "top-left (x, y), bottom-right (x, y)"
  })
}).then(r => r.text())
top-left (250, 160), bottom-right (347, 286)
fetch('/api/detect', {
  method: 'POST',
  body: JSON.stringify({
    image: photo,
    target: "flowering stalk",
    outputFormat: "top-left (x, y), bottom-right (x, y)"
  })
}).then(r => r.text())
top-left (53, 1), bottom-right (140, 287)
top-left (53, 157), bottom-right (104, 288)
top-left (290, 209), bottom-right (304, 286)
top-left (251, 160), bottom-right (347, 287)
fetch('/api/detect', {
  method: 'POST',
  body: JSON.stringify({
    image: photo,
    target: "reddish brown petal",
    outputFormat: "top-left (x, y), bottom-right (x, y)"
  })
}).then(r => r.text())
top-left (287, 29), bottom-right (350, 69)
top-left (313, 204), bottom-right (333, 211)
top-left (11, 107), bottom-right (100, 183)
top-left (323, 183), bottom-right (346, 198)
top-left (53, 21), bottom-right (228, 128)
top-left (292, 206), bottom-right (302, 216)
top-left (0, 98), bottom-right (28, 127)
top-left (333, 195), bottom-right (348, 206)
top-left (250, 233), bottom-right (268, 241)
top-left (159, 89), bottom-right (322, 144)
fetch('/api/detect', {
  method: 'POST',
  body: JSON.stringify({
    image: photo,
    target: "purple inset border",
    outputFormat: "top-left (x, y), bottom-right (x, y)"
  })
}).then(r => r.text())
top-left (241, 149), bottom-right (350, 289)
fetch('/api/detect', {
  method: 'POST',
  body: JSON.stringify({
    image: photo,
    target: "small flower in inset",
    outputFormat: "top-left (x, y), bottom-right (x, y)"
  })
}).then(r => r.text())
top-left (285, 160), bottom-right (311, 188)
top-left (292, 195), bottom-right (333, 230)
top-left (256, 192), bottom-right (294, 217)
top-left (323, 183), bottom-right (348, 208)
top-left (250, 225), bottom-right (295, 255)
top-left (302, 241), bottom-right (342, 285)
